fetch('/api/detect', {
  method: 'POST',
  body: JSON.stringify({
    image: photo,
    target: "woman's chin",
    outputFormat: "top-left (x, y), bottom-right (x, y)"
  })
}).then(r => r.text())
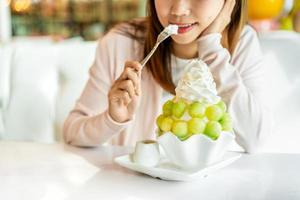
top-left (171, 33), bottom-right (200, 45)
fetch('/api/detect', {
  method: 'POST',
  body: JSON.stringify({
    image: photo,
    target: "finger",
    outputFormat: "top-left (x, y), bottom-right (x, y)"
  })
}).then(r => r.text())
top-left (228, 0), bottom-right (236, 14)
top-left (123, 67), bottom-right (139, 85)
top-left (111, 90), bottom-right (131, 106)
top-left (217, 0), bottom-right (235, 25)
top-left (222, 0), bottom-right (236, 17)
top-left (115, 61), bottom-right (142, 82)
top-left (119, 90), bottom-right (131, 106)
top-left (121, 63), bottom-right (141, 95)
top-left (112, 74), bottom-right (140, 96)
top-left (117, 65), bottom-right (140, 86)
top-left (127, 61), bottom-right (142, 95)
top-left (110, 80), bottom-right (121, 92)
top-left (118, 80), bottom-right (136, 99)
top-left (136, 83), bottom-right (141, 96)
top-left (126, 71), bottom-right (140, 95)
top-left (222, 0), bottom-right (235, 11)
top-left (125, 61), bottom-right (142, 73)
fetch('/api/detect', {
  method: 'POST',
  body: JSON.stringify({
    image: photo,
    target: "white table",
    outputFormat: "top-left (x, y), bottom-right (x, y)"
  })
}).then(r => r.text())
top-left (0, 141), bottom-right (300, 200)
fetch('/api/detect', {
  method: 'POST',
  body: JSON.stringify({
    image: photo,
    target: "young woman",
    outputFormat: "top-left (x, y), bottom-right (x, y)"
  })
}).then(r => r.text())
top-left (63, 0), bottom-right (272, 153)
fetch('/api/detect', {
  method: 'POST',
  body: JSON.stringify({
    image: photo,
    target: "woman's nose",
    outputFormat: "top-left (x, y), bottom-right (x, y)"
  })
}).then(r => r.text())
top-left (170, 0), bottom-right (191, 17)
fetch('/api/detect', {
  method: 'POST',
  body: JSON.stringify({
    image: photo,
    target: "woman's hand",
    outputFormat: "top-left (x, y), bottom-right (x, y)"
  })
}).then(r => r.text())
top-left (108, 61), bottom-right (142, 123)
top-left (201, 0), bottom-right (236, 36)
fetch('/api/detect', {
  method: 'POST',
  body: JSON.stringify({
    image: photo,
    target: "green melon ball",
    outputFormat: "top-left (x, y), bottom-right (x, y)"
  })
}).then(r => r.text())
top-left (217, 100), bottom-right (227, 113)
top-left (220, 121), bottom-right (233, 132)
top-left (156, 114), bottom-right (165, 128)
top-left (162, 100), bottom-right (173, 116)
top-left (178, 134), bottom-right (190, 141)
top-left (219, 112), bottom-right (232, 122)
top-left (219, 113), bottom-right (233, 131)
top-left (188, 101), bottom-right (206, 118)
top-left (204, 121), bottom-right (222, 140)
top-left (172, 99), bottom-right (187, 118)
top-left (205, 105), bottom-right (224, 121)
top-left (160, 117), bottom-right (174, 132)
top-left (188, 118), bottom-right (206, 134)
top-left (172, 120), bottom-right (188, 138)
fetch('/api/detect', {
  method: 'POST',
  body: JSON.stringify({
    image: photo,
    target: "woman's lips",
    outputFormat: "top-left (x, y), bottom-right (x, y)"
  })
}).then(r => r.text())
top-left (171, 23), bottom-right (198, 34)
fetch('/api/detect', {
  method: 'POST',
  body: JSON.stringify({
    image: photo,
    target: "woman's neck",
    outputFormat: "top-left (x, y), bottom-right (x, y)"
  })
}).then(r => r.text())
top-left (171, 41), bottom-right (198, 59)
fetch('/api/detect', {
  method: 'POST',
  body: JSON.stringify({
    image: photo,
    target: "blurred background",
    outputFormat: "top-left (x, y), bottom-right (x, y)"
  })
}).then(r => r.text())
top-left (1, 0), bottom-right (300, 153)
top-left (0, 0), bottom-right (300, 42)
top-left (1, 0), bottom-right (146, 41)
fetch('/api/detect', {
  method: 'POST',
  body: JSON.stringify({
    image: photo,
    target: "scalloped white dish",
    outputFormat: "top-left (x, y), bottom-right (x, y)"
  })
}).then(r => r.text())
top-left (157, 131), bottom-right (235, 170)
top-left (114, 151), bottom-right (241, 181)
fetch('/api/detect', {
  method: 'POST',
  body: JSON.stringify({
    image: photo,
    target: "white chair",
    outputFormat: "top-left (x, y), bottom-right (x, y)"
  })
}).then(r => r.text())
top-left (258, 31), bottom-right (300, 153)
top-left (0, 38), bottom-right (97, 143)
top-left (0, 45), bottom-right (12, 135)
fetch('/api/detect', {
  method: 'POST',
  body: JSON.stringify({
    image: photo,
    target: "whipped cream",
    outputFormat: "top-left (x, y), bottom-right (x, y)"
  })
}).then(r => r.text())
top-left (165, 24), bottom-right (178, 35)
top-left (175, 59), bottom-right (220, 104)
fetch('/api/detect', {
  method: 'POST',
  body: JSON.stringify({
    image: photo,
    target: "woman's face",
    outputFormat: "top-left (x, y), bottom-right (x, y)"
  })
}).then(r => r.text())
top-left (155, 0), bottom-right (225, 44)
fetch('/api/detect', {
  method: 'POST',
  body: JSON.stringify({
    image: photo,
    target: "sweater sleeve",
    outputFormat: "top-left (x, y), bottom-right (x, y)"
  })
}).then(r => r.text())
top-left (198, 26), bottom-right (273, 153)
top-left (63, 32), bottom-right (133, 147)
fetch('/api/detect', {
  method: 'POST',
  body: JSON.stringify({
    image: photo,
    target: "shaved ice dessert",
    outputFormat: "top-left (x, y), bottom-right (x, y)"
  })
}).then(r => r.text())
top-left (156, 59), bottom-right (235, 170)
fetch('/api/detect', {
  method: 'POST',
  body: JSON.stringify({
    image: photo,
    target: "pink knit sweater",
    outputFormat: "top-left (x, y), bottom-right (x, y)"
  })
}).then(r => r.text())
top-left (63, 25), bottom-right (272, 153)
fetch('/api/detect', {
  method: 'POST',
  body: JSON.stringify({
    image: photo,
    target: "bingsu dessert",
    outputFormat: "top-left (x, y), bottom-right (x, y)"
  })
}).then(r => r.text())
top-left (156, 59), bottom-right (235, 170)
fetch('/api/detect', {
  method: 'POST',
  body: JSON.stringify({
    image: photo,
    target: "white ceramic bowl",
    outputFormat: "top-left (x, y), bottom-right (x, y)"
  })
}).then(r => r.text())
top-left (157, 131), bottom-right (235, 170)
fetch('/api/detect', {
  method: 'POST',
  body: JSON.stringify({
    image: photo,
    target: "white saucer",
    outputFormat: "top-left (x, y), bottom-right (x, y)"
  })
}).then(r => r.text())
top-left (114, 152), bottom-right (241, 181)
